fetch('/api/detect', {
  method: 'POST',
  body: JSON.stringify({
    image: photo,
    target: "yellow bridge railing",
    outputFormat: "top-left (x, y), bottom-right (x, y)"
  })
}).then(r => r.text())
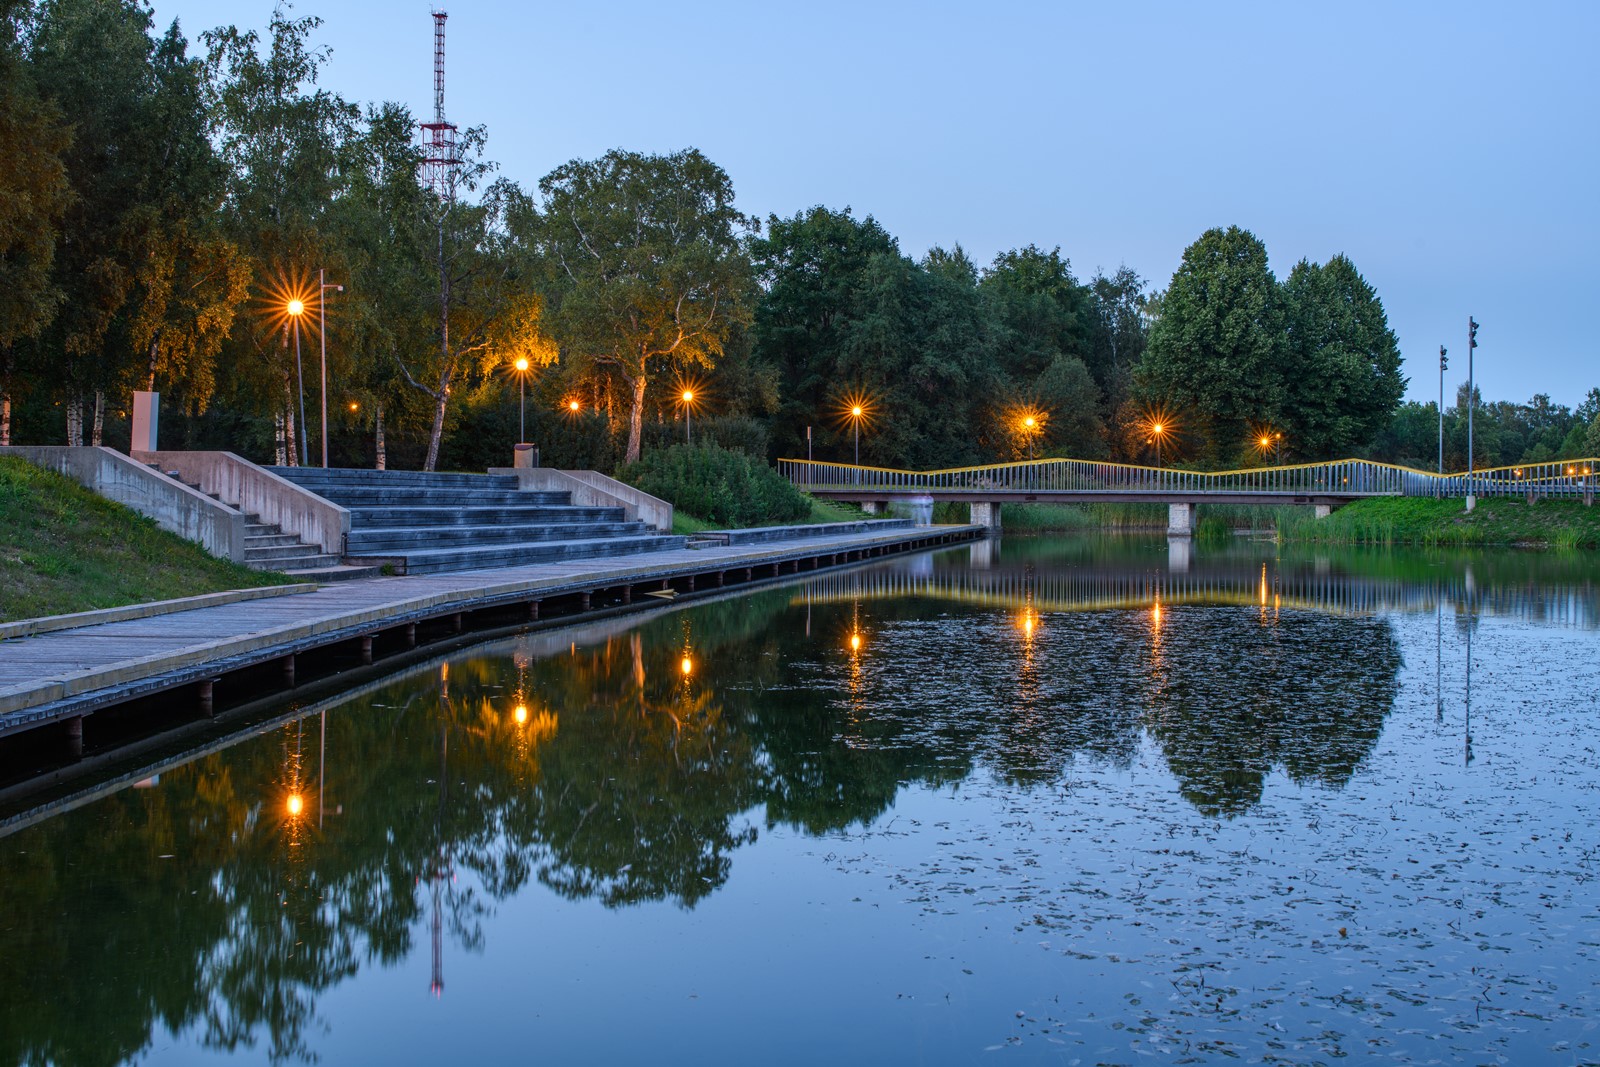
top-left (778, 456), bottom-right (1600, 500)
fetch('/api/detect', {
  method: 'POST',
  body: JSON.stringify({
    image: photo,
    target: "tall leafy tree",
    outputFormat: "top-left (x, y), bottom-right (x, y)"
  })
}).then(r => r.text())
top-left (1281, 253), bottom-right (1404, 457)
top-left (531, 148), bottom-right (757, 465)
top-left (1136, 226), bottom-right (1286, 463)
top-left (0, 0), bottom-right (71, 444)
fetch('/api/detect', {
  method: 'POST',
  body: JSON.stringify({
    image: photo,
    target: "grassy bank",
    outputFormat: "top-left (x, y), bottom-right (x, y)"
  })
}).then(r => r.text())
top-left (0, 457), bottom-right (292, 622)
top-left (673, 497), bottom-right (866, 535)
top-left (1279, 496), bottom-right (1600, 548)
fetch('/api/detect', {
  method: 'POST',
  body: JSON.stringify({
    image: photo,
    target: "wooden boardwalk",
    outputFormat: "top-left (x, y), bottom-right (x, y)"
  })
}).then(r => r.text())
top-left (0, 523), bottom-right (979, 744)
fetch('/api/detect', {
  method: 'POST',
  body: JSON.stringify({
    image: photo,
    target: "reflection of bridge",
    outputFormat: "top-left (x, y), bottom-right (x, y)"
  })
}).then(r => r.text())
top-left (780, 456), bottom-right (1600, 532)
top-left (793, 555), bottom-right (1600, 628)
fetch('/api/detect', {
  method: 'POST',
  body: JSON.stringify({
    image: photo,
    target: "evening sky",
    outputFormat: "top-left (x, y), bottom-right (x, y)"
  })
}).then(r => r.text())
top-left (147, 0), bottom-right (1599, 408)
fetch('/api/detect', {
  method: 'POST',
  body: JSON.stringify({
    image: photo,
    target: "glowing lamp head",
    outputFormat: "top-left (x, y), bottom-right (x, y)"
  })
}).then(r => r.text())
top-left (514, 357), bottom-right (530, 372)
top-left (1151, 423), bottom-right (1164, 436)
top-left (851, 405), bottom-right (864, 418)
top-left (568, 399), bottom-right (580, 412)
top-left (513, 704), bottom-right (528, 725)
top-left (287, 298), bottom-right (304, 316)
top-left (682, 390), bottom-right (694, 403)
top-left (1259, 436), bottom-right (1271, 448)
top-left (1023, 416), bottom-right (1036, 430)
top-left (286, 793), bottom-right (304, 817)
top-left (348, 401), bottom-right (359, 412)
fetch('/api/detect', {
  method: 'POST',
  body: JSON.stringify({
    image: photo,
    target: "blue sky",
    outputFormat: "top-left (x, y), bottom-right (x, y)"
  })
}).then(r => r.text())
top-left (151, 0), bottom-right (1599, 409)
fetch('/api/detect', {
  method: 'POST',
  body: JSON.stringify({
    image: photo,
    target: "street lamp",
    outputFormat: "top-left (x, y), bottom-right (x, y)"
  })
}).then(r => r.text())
top-left (513, 356), bottom-right (530, 443)
top-left (1149, 421), bottom-right (1167, 469)
top-left (850, 404), bottom-right (864, 465)
top-left (286, 298), bottom-right (308, 465)
top-left (1022, 415), bottom-right (1037, 461)
top-left (1256, 430), bottom-right (1283, 466)
top-left (317, 270), bottom-right (342, 467)
top-left (680, 389), bottom-right (695, 445)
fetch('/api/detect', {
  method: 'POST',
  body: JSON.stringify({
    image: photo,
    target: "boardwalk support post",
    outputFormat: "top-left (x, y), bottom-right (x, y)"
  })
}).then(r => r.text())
top-left (66, 715), bottom-right (83, 759)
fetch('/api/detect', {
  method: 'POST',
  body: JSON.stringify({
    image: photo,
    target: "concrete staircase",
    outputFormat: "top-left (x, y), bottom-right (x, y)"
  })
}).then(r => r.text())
top-left (267, 467), bottom-right (685, 575)
top-left (149, 464), bottom-right (376, 580)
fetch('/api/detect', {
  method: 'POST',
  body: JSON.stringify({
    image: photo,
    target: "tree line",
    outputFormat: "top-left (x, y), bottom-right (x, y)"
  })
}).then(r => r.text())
top-left (2, 2), bottom-right (1595, 473)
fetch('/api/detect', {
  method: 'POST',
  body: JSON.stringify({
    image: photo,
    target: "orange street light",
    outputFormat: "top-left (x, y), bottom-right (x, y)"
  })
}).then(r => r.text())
top-left (681, 389), bottom-right (696, 445)
top-left (285, 297), bottom-right (310, 464)
top-left (512, 356), bottom-right (531, 444)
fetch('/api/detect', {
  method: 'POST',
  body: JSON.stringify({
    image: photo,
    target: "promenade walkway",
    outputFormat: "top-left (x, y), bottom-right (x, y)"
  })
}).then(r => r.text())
top-left (0, 521), bottom-right (978, 748)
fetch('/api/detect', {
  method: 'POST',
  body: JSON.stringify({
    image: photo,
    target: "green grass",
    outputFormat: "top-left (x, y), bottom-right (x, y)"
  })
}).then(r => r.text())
top-left (1278, 495), bottom-right (1600, 548)
top-left (0, 457), bottom-right (294, 622)
top-left (672, 495), bottom-right (868, 535)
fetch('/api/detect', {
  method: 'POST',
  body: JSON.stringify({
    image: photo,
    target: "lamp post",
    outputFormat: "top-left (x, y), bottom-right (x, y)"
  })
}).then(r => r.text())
top-left (513, 357), bottom-right (530, 443)
top-left (1022, 415), bottom-right (1037, 462)
top-left (1149, 421), bottom-right (1166, 469)
top-left (681, 389), bottom-right (694, 445)
top-left (1466, 318), bottom-right (1479, 512)
top-left (850, 405), bottom-right (864, 465)
top-left (1257, 430), bottom-right (1283, 466)
top-left (317, 270), bottom-right (342, 467)
top-left (287, 299), bottom-right (308, 465)
top-left (1438, 345), bottom-right (1448, 476)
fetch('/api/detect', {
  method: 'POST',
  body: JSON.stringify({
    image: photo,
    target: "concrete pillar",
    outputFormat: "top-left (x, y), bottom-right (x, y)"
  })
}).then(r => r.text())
top-left (1167, 503), bottom-right (1196, 537)
top-left (969, 501), bottom-right (1002, 530)
top-left (1313, 504), bottom-right (1332, 520)
top-left (513, 443), bottom-right (538, 469)
top-left (889, 494), bottom-right (934, 526)
top-left (860, 500), bottom-right (885, 516)
top-left (131, 391), bottom-right (159, 452)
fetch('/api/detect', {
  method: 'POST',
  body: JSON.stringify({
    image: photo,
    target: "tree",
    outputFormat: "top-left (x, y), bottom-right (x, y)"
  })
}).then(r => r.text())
top-left (978, 244), bottom-right (1093, 383)
top-left (531, 148), bottom-right (757, 465)
top-left (0, 0), bottom-right (72, 444)
top-left (1282, 253), bottom-right (1404, 457)
top-left (1136, 226), bottom-right (1286, 464)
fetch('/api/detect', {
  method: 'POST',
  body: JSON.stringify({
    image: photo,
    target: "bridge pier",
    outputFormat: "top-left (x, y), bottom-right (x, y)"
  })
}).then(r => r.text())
top-left (969, 501), bottom-right (1002, 532)
top-left (1314, 504), bottom-right (1332, 520)
top-left (1167, 503), bottom-right (1196, 537)
top-left (860, 500), bottom-right (885, 516)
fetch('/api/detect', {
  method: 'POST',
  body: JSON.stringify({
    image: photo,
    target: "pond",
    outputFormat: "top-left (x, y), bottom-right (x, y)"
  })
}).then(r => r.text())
top-left (2, 535), bottom-right (1598, 1065)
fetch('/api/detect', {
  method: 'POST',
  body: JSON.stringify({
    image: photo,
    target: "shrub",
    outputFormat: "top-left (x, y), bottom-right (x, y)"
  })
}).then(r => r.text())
top-left (618, 443), bottom-right (811, 527)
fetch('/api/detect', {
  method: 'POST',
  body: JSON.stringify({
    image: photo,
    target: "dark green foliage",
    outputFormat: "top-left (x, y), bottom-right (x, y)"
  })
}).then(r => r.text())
top-left (1137, 226), bottom-right (1286, 464)
top-left (618, 443), bottom-right (811, 527)
top-left (643, 414), bottom-right (769, 457)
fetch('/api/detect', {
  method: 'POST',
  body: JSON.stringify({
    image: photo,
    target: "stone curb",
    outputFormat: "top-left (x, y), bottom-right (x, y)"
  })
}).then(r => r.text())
top-left (0, 584), bottom-right (322, 642)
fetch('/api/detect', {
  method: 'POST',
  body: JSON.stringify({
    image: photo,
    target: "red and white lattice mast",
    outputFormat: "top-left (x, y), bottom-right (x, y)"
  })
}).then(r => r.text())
top-left (420, 11), bottom-right (460, 200)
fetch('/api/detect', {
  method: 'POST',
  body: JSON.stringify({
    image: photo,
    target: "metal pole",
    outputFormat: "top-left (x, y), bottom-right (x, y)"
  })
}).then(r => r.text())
top-left (854, 421), bottom-right (859, 465)
top-left (519, 375), bottom-right (525, 443)
top-left (1466, 318), bottom-right (1475, 511)
top-left (294, 325), bottom-right (308, 466)
top-left (319, 268), bottom-right (328, 467)
top-left (1437, 345), bottom-right (1446, 475)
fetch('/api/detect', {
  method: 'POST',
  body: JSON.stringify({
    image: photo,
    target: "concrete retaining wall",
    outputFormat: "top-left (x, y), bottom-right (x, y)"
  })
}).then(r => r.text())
top-left (0, 446), bottom-right (247, 562)
top-left (489, 467), bottom-right (674, 532)
top-left (134, 451), bottom-right (350, 555)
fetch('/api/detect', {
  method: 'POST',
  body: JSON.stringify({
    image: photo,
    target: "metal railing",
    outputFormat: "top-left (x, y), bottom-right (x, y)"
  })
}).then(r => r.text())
top-left (778, 456), bottom-right (1600, 500)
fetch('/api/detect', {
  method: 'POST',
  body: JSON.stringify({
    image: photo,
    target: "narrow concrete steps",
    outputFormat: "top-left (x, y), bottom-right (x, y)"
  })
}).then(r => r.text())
top-left (343, 504), bottom-right (628, 527)
top-left (266, 467), bottom-right (526, 492)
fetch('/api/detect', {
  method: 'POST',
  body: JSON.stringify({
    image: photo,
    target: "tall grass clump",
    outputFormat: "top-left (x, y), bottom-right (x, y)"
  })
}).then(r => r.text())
top-left (618, 443), bottom-right (811, 528)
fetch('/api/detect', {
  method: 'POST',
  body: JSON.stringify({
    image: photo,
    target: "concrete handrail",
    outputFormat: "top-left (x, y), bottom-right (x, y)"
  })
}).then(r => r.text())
top-left (1, 445), bottom-right (248, 562)
top-left (488, 467), bottom-right (673, 532)
top-left (134, 451), bottom-right (350, 555)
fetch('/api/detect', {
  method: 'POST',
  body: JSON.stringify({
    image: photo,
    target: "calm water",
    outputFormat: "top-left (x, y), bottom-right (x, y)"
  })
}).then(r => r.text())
top-left (3, 536), bottom-right (1599, 1066)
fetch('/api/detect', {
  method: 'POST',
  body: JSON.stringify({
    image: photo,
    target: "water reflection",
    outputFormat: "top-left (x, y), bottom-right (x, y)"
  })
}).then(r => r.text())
top-left (1, 534), bottom-right (1597, 1064)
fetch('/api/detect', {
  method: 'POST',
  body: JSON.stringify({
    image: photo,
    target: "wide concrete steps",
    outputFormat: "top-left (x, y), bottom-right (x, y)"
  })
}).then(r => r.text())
top-left (382, 533), bottom-right (688, 575)
top-left (348, 520), bottom-right (653, 553)
top-left (267, 465), bottom-right (681, 576)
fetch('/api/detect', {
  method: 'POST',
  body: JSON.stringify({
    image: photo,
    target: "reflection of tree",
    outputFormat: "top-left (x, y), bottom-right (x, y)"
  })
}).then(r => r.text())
top-left (0, 579), bottom-right (1403, 1065)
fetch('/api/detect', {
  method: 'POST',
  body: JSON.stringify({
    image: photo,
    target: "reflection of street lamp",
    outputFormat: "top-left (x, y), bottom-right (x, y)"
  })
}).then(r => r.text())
top-left (287, 298), bottom-right (308, 465)
top-left (513, 356), bottom-right (530, 443)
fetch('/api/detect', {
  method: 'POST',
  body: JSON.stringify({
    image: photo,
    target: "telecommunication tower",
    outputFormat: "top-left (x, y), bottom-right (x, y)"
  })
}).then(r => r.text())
top-left (420, 11), bottom-right (460, 199)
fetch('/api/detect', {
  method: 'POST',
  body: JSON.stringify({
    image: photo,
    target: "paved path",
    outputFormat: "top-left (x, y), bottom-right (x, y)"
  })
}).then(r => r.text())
top-left (0, 524), bottom-right (978, 737)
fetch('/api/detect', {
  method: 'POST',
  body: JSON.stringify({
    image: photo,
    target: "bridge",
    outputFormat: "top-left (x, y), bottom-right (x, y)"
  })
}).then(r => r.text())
top-left (779, 456), bottom-right (1599, 533)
